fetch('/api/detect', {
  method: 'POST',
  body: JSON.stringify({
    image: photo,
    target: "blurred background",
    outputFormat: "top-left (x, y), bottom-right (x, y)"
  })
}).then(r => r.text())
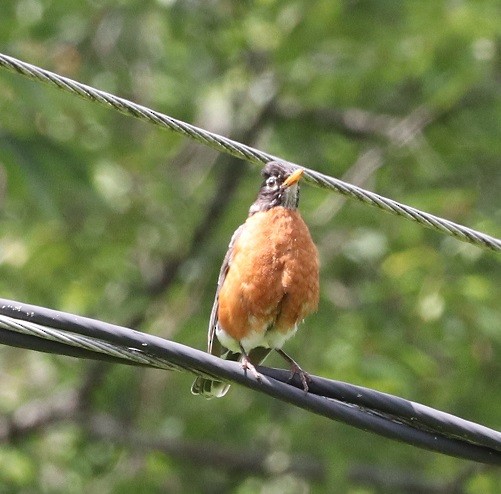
top-left (0, 0), bottom-right (500, 492)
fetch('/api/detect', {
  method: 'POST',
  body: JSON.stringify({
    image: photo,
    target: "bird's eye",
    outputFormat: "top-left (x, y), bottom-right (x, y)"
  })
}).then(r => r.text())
top-left (266, 176), bottom-right (277, 188)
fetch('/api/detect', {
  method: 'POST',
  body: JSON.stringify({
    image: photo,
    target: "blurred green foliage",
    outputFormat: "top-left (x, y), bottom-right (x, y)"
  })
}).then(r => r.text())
top-left (0, 0), bottom-right (500, 492)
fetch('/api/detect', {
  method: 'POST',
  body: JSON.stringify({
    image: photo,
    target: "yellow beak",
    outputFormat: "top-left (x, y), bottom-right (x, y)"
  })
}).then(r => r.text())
top-left (282, 168), bottom-right (304, 188)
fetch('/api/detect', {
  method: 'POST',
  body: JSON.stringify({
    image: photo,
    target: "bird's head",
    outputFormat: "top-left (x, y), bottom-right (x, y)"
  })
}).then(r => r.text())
top-left (249, 161), bottom-right (304, 214)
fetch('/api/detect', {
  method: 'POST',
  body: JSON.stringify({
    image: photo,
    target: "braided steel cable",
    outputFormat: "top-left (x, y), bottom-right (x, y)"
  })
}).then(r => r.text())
top-left (0, 53), bottom-right (499, 252)
top-left (0, 299), bottom-right (500, 465)
top-left (0, 315), bottom-right (179, 371)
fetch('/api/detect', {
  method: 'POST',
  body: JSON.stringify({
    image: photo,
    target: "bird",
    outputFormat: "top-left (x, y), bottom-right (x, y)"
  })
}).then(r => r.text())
top-left (191, 161), bottom-right (320, 398)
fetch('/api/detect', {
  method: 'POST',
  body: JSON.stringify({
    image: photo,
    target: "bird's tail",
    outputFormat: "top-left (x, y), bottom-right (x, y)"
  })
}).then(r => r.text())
top-left (191, 377), bottom-right (231, 399)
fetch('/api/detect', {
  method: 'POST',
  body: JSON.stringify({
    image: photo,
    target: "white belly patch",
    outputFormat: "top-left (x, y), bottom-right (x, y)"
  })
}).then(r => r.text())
top-left (216, 324), bottom-right (298, 354)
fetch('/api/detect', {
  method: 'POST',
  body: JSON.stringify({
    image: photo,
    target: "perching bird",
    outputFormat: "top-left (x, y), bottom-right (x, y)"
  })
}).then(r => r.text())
top-left (192, 161), bottom-right (319, 398)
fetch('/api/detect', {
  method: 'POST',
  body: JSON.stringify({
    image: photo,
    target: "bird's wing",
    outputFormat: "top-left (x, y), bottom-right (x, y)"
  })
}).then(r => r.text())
top-left (207, 223), bottom-right (245, 356)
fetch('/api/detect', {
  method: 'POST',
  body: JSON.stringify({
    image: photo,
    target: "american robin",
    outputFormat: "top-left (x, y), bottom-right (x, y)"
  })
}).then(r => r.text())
top-left (192, 161), bottom-right (319, 398)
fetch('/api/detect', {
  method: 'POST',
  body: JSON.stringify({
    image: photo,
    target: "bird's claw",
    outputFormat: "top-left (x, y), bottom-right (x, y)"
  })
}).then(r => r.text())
top-left (289, 363), bottom-right (311, 393)
top-left (241, 354), bottom-right (262, 381)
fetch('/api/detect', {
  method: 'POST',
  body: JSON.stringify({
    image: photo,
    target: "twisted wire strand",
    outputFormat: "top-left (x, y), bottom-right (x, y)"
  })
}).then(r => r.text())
top-left (0, 314), bottom-right (179, 372)
top-left (0, 53), bottom-right (499, 252)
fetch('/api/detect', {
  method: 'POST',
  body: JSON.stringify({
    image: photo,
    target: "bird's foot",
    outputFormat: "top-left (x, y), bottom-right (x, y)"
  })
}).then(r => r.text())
top-left (276, 349), bottom-right (310, 393)
top-left (288, 362), bottom-right (311, 393)
top-left (240, 352), bottom-right (262, 382)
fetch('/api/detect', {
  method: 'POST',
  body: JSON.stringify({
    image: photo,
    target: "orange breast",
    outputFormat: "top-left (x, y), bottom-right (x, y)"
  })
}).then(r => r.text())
top-left (217, 207), bottom-right (319, 343)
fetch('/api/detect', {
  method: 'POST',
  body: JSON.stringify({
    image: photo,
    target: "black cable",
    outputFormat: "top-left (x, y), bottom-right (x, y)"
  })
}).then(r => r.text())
top-left (0, 298), bottom-right (500, 465)
top-left (263, 368), bottom-right (501, 453)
